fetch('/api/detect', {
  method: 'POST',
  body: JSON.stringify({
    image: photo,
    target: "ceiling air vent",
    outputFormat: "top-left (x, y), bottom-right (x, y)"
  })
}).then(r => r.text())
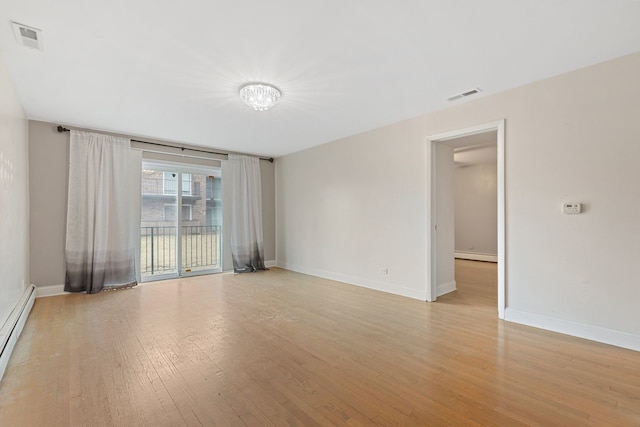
top-left (447, 88), bottom-right (482, 102)
top-left (11, 21), bottom-right (43, 51)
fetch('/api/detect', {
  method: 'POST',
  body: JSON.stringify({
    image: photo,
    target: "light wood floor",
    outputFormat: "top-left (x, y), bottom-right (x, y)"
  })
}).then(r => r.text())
top-left (1, 261), bottom-right (639, 426)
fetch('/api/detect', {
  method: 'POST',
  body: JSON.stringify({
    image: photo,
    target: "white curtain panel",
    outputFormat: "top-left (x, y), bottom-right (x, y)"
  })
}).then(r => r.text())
top-left (65, 131), bottom-right (141, 293)
top-left (222, 154), bottom-right (266, 273)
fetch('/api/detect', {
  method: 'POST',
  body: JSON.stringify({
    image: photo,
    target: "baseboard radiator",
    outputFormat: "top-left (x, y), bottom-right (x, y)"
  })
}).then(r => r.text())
top-left (0, 284), bottom-right (36, 382)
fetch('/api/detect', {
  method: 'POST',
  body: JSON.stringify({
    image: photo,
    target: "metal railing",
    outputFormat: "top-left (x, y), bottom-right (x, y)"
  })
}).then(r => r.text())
top-left (181, 225), bottom-right (221, 272)
top-left (140, 225), bottom-right (221, 276)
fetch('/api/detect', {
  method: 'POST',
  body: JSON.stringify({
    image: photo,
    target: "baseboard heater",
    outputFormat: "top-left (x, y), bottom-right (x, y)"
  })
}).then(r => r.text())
top-left (0, 284), bottom-right (36, 382)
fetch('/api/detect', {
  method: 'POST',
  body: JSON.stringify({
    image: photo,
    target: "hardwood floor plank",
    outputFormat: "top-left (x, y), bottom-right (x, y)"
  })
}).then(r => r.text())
top-left (1, 261), bottom-right (639, 426)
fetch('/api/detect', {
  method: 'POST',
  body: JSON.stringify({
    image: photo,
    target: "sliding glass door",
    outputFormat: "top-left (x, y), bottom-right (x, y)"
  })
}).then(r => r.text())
top-left (140, 161), bottom-right (222, 281)
top-left (181, 171), bottom-right (222, 274)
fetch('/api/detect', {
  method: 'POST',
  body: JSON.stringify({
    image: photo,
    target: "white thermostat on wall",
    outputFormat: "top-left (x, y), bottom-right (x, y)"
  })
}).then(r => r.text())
top-left (562, 202), bottom-right (582, 214)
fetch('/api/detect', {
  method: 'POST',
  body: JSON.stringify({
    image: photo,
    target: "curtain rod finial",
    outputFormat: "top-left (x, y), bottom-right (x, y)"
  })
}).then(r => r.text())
top-left (57, 125), bottom-right (70, 133)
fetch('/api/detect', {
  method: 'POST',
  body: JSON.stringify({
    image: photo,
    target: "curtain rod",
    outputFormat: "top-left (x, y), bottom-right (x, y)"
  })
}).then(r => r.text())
top-left (56, 126), bottom-right (274, 163)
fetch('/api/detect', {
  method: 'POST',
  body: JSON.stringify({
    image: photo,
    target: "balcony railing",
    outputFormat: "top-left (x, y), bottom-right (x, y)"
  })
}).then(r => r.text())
top-left (140, 225), bottom-right (221, 276)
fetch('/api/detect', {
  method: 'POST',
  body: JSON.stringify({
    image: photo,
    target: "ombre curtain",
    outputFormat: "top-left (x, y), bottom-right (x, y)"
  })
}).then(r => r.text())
top-left (65, 131), bottom-right (141, 293)
top-left (222, 154), bottom-right (266, 273)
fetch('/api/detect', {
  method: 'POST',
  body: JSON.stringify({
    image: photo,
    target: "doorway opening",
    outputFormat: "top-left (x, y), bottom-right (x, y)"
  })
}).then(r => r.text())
top-left (426, 120), bottom-right (505, 318)
top-left (140, 161), bottom-right (223, 281)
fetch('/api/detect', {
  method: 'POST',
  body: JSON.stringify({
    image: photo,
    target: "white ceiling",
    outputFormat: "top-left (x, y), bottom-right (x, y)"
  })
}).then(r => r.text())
top-left (441, 131), bottom-right (497, 150)
top-left (1, 1), bottom-right (639, 157)
top-left (454, 145), bottom-right (497, 166)
top-left (441, 130), bottom-right (497, 166)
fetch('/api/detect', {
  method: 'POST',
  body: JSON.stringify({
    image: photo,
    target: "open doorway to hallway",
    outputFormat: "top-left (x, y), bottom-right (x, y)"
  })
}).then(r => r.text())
top-left (440, 259), bottom-right (498, 308)
top-left (427, 120), bottom-right (505, 317)
top-left (450, 137), bottom-right (498, 307)
top-left (453, 141), bottom-right (498, 264)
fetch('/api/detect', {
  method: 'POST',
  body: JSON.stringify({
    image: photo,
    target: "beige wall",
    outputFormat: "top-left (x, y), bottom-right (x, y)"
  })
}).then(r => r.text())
top-left (276, 52), bottom-right (640, 346)
top-left (0, 55), bottom-right (29, 328)
top-left (454, 162), bottom-right (498, 256)
top-left (28, 121), bottom-right (68, 286)
top-left (28, 120), bottom-right (276, 286)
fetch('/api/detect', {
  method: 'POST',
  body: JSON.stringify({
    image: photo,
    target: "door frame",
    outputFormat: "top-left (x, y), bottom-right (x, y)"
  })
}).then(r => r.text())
top-left (426, 119), bottom-right (506, 319)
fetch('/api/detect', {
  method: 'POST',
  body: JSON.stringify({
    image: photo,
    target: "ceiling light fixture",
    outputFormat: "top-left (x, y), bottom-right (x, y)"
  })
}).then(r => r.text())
top-left (239, 82), bottom-right (282, 111)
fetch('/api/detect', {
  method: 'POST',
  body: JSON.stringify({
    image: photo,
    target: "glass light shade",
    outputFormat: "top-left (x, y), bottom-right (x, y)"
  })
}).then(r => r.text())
top-left (239, 83), bottom-right (282, 111)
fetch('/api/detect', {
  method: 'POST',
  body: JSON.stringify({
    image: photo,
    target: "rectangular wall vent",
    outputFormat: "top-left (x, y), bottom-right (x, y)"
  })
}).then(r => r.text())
top-left (447, 88), bottom-right (482, 102)
top-left (11, 21), bottom-right (43, 51)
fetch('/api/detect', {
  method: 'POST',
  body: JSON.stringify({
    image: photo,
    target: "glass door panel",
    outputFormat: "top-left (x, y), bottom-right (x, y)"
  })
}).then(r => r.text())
top-left (141, 168), bottom-right (178, 279)
top-left (181, 173), bottom-right (222, 274)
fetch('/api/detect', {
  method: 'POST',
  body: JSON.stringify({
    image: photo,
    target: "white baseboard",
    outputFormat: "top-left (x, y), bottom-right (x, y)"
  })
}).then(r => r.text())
top-left (505, 308), bottom-right (640, 352)
top-left (0, 285), bottom-right (36, 381)
top-left (36, 284), bottom-right (68, 298)
top-left (455, 252), bottom-right (498, 262)
top-left (436, 280), bottom-right (456, 297)
top-left (276, 261), bottom-right (427, 301)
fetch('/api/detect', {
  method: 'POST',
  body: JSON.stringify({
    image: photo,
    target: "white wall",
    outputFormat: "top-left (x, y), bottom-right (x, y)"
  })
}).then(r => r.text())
top-left (276, 122), bottom-right (429, 300)
top-left (0, 55), bottom-right (29, 329)
top-left (276, 52), bottom-right (640, 348)
top-left (454, 162), bottom-right (497, 256)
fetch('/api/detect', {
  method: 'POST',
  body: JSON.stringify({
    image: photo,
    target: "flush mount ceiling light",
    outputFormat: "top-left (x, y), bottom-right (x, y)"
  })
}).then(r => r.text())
top-left (239, 82), bottom-right (282, 111)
